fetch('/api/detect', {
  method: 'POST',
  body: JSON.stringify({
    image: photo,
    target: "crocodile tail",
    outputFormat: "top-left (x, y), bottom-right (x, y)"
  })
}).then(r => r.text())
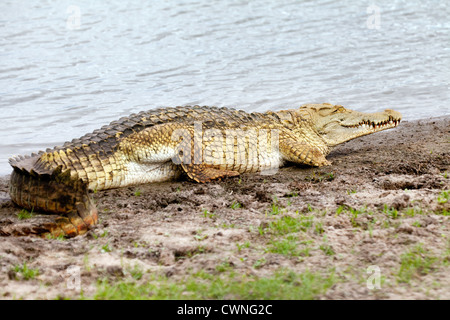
top-left (3, 154), bottom-right (98, 238)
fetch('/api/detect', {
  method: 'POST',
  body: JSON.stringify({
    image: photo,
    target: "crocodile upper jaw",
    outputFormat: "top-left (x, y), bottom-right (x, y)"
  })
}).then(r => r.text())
top-left (298, 104), bottom-right (402, 147)
top-left (320, 113), bottom-right (401, 147)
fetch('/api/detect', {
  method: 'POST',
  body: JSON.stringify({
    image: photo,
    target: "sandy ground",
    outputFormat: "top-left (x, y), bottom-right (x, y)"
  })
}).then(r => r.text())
top-left (0, 117), bottom-right (448, 300)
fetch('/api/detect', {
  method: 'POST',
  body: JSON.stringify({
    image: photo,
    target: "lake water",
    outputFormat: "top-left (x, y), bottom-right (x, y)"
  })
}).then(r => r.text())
top-left (0, 0), bottom-right (449, 175)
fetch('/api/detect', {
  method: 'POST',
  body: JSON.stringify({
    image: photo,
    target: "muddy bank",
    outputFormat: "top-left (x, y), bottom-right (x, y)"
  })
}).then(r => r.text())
top-left (0, 117), bottom-right (449, 300)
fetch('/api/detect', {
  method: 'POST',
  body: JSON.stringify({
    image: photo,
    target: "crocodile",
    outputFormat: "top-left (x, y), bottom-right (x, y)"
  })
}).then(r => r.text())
top-left (2, 103), bottom-right (401, 238)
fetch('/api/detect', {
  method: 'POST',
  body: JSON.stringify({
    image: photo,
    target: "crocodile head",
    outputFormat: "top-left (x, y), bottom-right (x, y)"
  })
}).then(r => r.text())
top-left (300, 103), bottom-right (402, 147)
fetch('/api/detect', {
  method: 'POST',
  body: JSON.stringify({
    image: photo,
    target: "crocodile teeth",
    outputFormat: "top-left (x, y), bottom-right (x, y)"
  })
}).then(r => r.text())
top-left (355, 119), bottom-right (401, 130)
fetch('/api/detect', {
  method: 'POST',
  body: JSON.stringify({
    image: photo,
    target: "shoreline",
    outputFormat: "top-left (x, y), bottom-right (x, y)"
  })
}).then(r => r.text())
top-left (0, 116), bottom-right (449, 300)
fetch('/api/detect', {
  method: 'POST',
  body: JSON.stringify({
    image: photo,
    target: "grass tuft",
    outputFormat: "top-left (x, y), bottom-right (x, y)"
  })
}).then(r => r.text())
top-left (12, 262), bottom-right (39, 280)
top-left (17, 209), bottom-right (34, 220)
top-left (397, 244), bottom-right (438, 283)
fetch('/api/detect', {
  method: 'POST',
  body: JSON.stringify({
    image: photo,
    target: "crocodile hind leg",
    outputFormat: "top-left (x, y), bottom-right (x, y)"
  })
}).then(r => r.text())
top-left (2, 167), bottom-right (98, 238)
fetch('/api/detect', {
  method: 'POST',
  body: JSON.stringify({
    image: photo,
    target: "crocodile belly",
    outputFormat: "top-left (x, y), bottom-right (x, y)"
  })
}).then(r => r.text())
top-left (123, 161), bottom-right (182, 186)
top-left (86, 161), bottom-right (182, 191)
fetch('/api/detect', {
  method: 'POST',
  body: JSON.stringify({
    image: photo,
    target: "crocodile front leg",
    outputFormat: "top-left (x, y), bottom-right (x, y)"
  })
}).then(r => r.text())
top-left (279, 138), bottom-right (331, 167)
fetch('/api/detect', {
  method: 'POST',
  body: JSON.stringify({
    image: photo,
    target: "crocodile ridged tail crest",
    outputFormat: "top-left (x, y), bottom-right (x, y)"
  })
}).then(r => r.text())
top-left (2, 154), bottom-right (98, 238)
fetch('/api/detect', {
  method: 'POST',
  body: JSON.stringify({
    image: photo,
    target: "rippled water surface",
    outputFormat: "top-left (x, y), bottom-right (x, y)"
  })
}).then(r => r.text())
top-left (0, 0), bottom-right (449, 175)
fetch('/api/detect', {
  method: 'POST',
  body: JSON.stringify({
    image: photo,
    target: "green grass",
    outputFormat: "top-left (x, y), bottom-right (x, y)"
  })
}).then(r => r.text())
top-left (403, 206), bottom-right (424, 217)
top-left (90, 268), bottom-right (336, 300)
top-left (347, 206), bottom-right (372, 227)
top-left (259, 214), bottom-right (325, 257)
top-left (436, 208), bottom-right (450, 216)
top-left (91, 230), bottom-right (109, 240)
top-left (134, 189), bottom-right (142, 197)
top-left (314, 222), bottom-right (325, 234)
top-left (193, 231), bottom-right (208, 241)
top-left (101, 243), bottom-right (112, 253)
top-left (128, 264), bottom-right (144, 280)
top-left (412, 221), bottom-right (422, 228)
top-left (12, 262), bottom-right (39, 280)
top-left (319, 244), bottom-right (335, 256)
top-left (335, 206), bottom-right (375, 227)
top-left (45, 233), bottom-right (67, 241)
top-left (265, 196), bottom-right (289, 215)
top-left (268, 200), bottom-right (282, 215)
top-left (253, 258), bottom-right (266, 269)
top-left (215, 261), bottom-right (233, 273)
top-left (230, 201), bottom-right (242, 210)
top-left (100, 230), bottom-right (109, 238)
top-left (397, 244), bottom-right (438, 283)
top-left (220, 223), bottom-right (236, 229)
top-left (437, 190), bottom-right (449, 204)
top-left (383, 205), bottom-right (399, 219)
top-left (236, 241), bottom-right (250, 252)
top-left (17, 209), bottom-right (34, 220)
top-left (434, 191), bottom-right (450, 215)
top-left (336, 205), bottom-right (345, 215)
top-left (202, 209), bottom-right (216, 219)
top-left (266, 235), bottom-right (310, 257)
top-left (265, 215), bottom-right (314, 235)
top-left (444, 241), bottom-right (450, 267)
top-left (83, 254), bottom-right (91, 272)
